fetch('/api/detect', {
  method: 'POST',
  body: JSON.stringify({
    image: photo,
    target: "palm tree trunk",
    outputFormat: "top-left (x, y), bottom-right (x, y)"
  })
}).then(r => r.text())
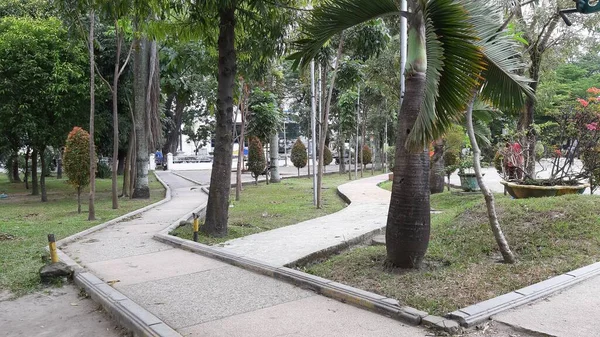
top-left (203, 3), bottom-right (236, 237)
top-left (386, 21), bottom-right (430, 269)
top-left (317, 35), bottom-right (344, 208)
top-left (88, 9), bottom-right (96, 220)
top-left (466, 95), bottom-right (515, 264)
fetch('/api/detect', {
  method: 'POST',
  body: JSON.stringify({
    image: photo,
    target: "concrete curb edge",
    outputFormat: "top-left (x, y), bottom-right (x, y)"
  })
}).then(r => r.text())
top-left (448, 262), bottom-right (600, 327)
top-left (56, 171), bottom-right (172, 248)
top-left (50, 171), bottom-right (181, 337)
top-left (153, 232), bottom-right (463, 332)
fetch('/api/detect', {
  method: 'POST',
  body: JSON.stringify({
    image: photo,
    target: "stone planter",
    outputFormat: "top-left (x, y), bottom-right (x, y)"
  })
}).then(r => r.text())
top-left (500, 181), bottom-right (589, 199)
top-left (389, 173), bottom-right (393, 181)
top-left (458, 173), bottom-right (481, 192)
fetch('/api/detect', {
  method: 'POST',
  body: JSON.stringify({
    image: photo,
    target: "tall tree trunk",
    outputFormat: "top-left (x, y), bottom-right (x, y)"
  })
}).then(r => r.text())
top-left (132, 34), bottom-right (150, 199)
top-left (270, 133), bottom-right (280, 183)
top-left (56, 149), bottom-right (62, 179)
top-left (88, 9), bottom-right (96, 220)
top-left (317, 37), bottom-right (344, 208)
top-left (24, 147), bottom-right (30, 189)
top-left (235, 83), bottom-right (248, 201)
top-left (77, 186), bottom-right (82, 214)
top-left (40, 146), bottom-right (47, 202)
top-left (338, 128), bottom-right (345, 174)
top-left (11, 152), bottom-right (20, 182)
top-left (203, 4), bottom-right (236, 237)
top-left (466, 95), bottom-right (515, 264)
top-left (386, 22), bottom-right (430, 269)
top-left (117, 149), bottom-right (126, 175)
top-left (111, 24), bottom-right (122, 209)
top-left (31, 148), bottom-right (38, 195)
top-left (429, 138), bottom-right (445, 194)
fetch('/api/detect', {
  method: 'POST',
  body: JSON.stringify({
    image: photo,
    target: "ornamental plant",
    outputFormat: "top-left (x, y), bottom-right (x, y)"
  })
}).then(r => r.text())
top-left (291, 139), bottom-right (307, 176)
top-left (63, 127), bottom-right (92, 213)
top-left (542, 87), bottom-right (600, 187)
top-left (360, 145), bottom-right (372, 168)
top-left (247, 136), bottom-right (265, 185)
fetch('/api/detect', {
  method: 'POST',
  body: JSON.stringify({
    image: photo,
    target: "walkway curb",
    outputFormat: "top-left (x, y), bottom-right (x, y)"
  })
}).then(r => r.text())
top-left (52, 171), bottom-right (181, 337)
top-left (154, 233), bottom-right (434, 328)
top-left (56, 172), bottom-right (172, 248)
top-left (448, 262), bottom-right (600, 327)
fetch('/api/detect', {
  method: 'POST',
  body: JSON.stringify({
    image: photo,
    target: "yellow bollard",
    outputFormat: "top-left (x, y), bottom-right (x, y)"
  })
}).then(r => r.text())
top-left (192, 213), bottom-right (199, 242)
top-left (48, 234), bottom-right (59, 263)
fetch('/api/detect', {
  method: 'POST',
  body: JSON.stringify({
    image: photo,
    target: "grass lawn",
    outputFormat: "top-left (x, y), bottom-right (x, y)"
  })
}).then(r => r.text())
top-left (306, 185), bottom-right (600, 316)
top-left (0, 173), bottom-right (164, 296)
top-left (171, 173), bottom-right (355, 245)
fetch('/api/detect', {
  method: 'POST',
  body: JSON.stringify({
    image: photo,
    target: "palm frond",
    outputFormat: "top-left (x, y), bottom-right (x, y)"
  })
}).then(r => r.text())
top-left (288, 0), bottom-right (399, 69)
top-left (407, 0), bottom-right (484, 149)
top-left (468, 2), bottom-right (534, 111)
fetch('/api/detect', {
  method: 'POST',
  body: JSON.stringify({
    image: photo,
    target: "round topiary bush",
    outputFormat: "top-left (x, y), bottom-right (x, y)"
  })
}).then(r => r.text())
top-left (291, 139), bottom-right (308, 176)
top-left (247, 136), bottom-right (265, 184)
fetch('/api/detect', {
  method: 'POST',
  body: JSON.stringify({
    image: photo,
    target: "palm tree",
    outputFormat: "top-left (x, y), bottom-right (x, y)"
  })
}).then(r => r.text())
top-left (291, 0), bottom-right (532, 268)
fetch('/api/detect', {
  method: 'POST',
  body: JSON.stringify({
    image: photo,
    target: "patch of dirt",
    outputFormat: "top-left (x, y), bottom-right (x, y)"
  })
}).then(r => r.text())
top-left (0, 285), bottom-right (127, 336)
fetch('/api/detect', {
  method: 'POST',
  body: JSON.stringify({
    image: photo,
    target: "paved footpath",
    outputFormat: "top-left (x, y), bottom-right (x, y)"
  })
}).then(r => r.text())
top-left (216, 174), bottom-right (391, 266)
top-left (61, 171), bottom-right (427, 336)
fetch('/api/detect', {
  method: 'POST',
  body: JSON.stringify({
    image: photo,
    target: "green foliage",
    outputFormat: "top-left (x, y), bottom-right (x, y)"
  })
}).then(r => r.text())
top-left (96, 161), bottom-right (111, 179)
top-left (323, 146), bottom-right (333, 166)
top-left (63, 127), bottom-right (91, 190)
top-left (386, 145), bottom-right (395, 171)
top-left (291, 139), bottom-right (308, 171)
top-left (247, 89), bottom-right (281, 144)
top-left (360, 145), bottom-right (372, 165)
top-left (0, 17), bottom-right (88, 153)
top-left (247, 136), bottom-right (266, 179)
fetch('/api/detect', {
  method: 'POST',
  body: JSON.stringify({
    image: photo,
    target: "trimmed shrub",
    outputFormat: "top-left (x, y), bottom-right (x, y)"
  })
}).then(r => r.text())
top-left (63, 127), bottom-right (91, 213)
top-left (96, 161), bottom-right (111, 179)
top-left (291, 139), bottom-right (308, 176)
top-left (360, 145), bottom-right (372, 167)
top-left (247, 136), bottom-right (265, 184)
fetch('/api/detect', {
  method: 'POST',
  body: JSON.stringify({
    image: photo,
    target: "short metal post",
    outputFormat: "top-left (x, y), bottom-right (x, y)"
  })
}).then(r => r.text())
top-left (48, 234), bottom-right (59, 263)
top-left (192, 213), bottom-right (199, 242)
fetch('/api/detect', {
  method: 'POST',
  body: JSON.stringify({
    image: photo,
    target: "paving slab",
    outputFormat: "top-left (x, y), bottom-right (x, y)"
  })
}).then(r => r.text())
top-left (119, 266), bottom-right (315, 329)
top-left (494, 274), bottom-right (600, 337)
top-left (87, 248), bottom-right (228, 286)
top-left (179, 295), bottom-right (427, 337)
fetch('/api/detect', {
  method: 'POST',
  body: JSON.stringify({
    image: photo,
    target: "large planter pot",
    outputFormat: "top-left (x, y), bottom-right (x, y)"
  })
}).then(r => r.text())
top-left (500, 181), bottom-right (589, 199)
top-left (458, 173), bottom-right (480, 192)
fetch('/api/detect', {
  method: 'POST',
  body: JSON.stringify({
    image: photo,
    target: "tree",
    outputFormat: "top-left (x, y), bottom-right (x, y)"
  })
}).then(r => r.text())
top-left (291, 139), bottom-right (307, 176)
top-left (247, 137), bottom-right (265, 185)
top-left (64, 127), bottom-right (92, 213)
top-left (185, 0), bottom-right (298, 238)
top-left (0, 16), bottom-right (88, 202)
top-left (291, 0), bottom-right (530, 268)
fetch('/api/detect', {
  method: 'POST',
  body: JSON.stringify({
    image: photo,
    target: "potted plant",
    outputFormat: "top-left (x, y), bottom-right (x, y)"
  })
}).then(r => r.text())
top-left (498, 88), bottom-right (600, 198)
top-left (457, 151), bottom-right (481, 192)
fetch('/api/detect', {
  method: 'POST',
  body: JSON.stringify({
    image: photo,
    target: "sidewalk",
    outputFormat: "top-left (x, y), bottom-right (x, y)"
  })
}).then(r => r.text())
top-left (60, 171), bottom-right (426, 336)
top-left (216, 174), bottom-right (391, 266)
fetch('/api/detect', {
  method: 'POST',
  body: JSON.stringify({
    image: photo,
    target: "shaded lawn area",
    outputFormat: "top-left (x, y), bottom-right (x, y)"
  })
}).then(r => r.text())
top-left (171, 174), bottom-right (353, 245)
top-left (0, 173), bottom-right (164, 295)
top-left (306, 184), bottom-right (600, 316)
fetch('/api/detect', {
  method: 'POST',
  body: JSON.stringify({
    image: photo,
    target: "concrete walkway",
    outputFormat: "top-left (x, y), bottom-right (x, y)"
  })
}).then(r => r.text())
top-left (216, 174), bottom-right (390, 266)
top-left (60, 172), bottom-right (427, 336)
